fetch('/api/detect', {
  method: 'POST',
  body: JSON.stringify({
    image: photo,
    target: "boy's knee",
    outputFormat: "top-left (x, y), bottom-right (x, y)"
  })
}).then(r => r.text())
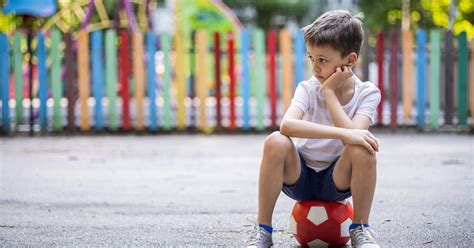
top-left (264, 131), bottom-right (293, 153)
top-left (345, 144), bottom-right (377, 165)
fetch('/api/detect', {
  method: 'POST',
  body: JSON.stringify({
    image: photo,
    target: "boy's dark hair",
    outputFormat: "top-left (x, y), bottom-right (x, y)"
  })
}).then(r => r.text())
top-left (303, 10), bottom-right (364, 57)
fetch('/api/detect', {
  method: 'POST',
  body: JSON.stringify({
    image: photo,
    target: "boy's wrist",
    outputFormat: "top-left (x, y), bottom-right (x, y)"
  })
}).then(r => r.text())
top-left (321, 86), bottom-right (336, 96)
top-left (335, 127), bottom-right (348, 141)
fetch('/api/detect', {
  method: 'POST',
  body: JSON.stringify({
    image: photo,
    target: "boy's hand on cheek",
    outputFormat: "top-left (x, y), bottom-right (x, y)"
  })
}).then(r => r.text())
top-left (322, 66), bottom-right (353, 92)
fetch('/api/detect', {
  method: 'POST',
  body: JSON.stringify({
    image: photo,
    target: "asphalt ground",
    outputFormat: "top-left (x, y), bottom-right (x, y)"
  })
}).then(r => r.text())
top-left (0, 132), bottom-right (472, 247)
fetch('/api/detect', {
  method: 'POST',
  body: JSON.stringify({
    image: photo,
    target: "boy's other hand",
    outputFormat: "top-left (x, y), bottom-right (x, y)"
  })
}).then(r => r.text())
top-left (341, 129), bottom-right (379, 154)
top-left (321, 66), bottom-right (353, 92)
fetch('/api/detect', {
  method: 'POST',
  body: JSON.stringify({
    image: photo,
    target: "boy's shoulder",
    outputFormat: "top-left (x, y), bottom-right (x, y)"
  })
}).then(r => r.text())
top-left (356, 78), bottom-right (381, 96)
top-left (297, 76), bottom-right (321, 92)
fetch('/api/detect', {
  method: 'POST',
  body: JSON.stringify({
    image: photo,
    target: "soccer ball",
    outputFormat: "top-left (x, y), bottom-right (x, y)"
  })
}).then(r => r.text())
top-left (290, 200), bottom-right (354, 246)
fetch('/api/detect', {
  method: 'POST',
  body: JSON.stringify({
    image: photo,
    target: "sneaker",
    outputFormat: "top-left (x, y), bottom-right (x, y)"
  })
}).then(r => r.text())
top-left (245, 217), bottom-right (273, 248)
top-left (349, 225), bottom-right (380, 248)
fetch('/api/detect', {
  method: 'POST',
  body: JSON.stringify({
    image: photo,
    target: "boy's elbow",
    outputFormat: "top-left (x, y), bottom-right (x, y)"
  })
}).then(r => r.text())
top-left (279, 120), bottom-right (292, 136)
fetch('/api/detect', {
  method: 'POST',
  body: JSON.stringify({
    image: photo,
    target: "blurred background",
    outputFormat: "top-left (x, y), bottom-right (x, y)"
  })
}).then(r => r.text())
top-left (0, 0), bottom-right (472, 135)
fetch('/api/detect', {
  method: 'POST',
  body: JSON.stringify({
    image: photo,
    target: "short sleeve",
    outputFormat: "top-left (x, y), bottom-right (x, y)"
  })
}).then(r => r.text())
top-left (356, 88), bottom-right (381, 125)
top-left (290, 83), bottom-right (310, 114)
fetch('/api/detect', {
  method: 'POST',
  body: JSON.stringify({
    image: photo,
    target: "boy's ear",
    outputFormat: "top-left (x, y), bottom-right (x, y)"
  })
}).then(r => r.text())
top-left (346, 52), bottom-right (358, 66)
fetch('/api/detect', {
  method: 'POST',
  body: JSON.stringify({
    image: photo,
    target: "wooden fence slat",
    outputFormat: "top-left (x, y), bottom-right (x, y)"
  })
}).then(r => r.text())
top-left (132, 32), bottom-right (145, 131)
top-left (294, 30), bottom-right (305, 87)
top-left (78, 30), bottom-right (91, 131)
top-left (280, 29), bottom-right (293, 114)
top-left (254, 29), bottom-right (266, 131)
top-left (160, 32), bottom-right (173, 131)
top-left (146, 32), bottom-right (158, 131)
top-left (119, 30), bottom-right (131, 130)
top-left (444, 30), bottom-right (454, 125)
top-left (376, 31), bottom-right (384, 125)
top-left (188, 31), bottom-right (196, 128)
top-left (361, 29), bottom-right (370, 81)
top-left (213, 32), bottom-right (222, 129)
top-left (50, 28), bottom-right (62, 131)
top-left (402, 30), bottom-right (414, 124)
top-left (91, 31), bottom-right (104, 131)
top-left (13, 31), bottom-right (23, 125)
top-left (470, 39), bottom-right (474, 129)
top-left (37, 32), bottom-right (48, 131)
top-left (65, 32), bottom-right (75, 131)
top-left (105, 30), bottom-right (118, 131)
top-left (0, 33), bottom-right (9, 133)
top-left (241, 29), bottom-right (251, 130)
top-left (267, 30), bottom-right (277, 129)
top-left (195, 31), bottom-right (208, 131)
top-left (457, 31), bottom-right (468, 126)
top-left (175, 29), bottom-right (186, 130)
top-left (228, 31), bottom-right (236, 130)
top-left (389, 30), bottom-right (399, 129)
top-left (416, 29), bottom-right (427, 129)
top-left (429, 29), bottom-right (441, 129)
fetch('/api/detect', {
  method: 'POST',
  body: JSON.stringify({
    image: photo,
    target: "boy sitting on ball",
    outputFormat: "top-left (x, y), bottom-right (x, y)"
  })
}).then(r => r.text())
top-left (246, 10), bottom-right (381, 248)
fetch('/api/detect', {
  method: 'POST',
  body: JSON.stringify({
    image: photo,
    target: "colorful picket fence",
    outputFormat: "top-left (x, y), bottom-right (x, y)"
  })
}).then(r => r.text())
top-left (0, 28), bottom-right (473, 135)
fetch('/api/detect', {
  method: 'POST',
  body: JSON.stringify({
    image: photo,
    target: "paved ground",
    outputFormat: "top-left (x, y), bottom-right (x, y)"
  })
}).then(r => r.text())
top-left (0, 132), bottom-right (473, 247)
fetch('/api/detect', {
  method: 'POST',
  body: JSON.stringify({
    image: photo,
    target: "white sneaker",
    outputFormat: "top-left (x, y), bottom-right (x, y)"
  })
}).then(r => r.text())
top-left (349, 225), bottom-right (380, 248)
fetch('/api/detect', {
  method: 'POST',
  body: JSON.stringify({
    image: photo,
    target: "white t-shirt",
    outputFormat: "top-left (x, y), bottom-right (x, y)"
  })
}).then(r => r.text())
top-left (290, 75), bottom-right (381, 172)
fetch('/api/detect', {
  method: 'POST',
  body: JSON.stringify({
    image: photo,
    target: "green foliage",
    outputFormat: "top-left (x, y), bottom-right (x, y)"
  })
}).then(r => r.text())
top-left (223, 0), bottom-right (311, 29)
top-left (359, 0), bottom-right (473, 38)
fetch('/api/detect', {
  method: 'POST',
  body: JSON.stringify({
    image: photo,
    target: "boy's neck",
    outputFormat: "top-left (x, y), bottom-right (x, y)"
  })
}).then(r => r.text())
top-left (335, 75), bottom-right (356, 105)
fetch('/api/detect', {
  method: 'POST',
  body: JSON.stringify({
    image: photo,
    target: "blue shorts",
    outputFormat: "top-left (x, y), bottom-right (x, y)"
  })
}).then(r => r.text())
top-left (282, 153), bottom-right (352, 201)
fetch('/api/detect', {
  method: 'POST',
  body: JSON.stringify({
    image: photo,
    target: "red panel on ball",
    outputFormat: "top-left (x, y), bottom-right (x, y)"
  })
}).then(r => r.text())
top-left (291, 200), bottom-right (354, 246)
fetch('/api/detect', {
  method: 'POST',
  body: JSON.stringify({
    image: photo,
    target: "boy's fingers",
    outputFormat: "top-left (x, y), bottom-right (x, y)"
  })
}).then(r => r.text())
top-left (364, 141), bottom-right (375, 155)
top-left (368, 133), bottom-right (379, 149)
top-left (366, 137), bottom-right (378, 151)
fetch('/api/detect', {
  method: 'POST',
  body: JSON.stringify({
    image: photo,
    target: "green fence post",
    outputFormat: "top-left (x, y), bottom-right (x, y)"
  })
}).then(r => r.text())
top-left (457, 31), bottom-right (468, 126)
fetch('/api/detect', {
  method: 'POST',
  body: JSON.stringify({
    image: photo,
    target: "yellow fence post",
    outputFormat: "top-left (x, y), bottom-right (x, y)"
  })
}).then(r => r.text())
top-left (279, 29), bottom-right (294, 113)
top-left (132, 32), bottom-right (145, 131)
top-left (195, 30), bottom-right (208, 131)
top-left (77, 30), bottom-right (90, 131)
top-left (402, 30), bottom-right (413, 124)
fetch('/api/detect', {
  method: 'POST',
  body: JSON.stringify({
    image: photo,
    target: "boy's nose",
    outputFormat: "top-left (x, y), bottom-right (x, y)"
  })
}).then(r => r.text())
top-left (313, 66), bottom-right (321, 74)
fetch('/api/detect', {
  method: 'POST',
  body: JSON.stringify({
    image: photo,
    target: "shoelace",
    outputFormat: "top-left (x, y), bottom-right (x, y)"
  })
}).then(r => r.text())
top-left (352, 220), bottom-right (377, 245)
top-left (245, 216), bottom-right (270, 245)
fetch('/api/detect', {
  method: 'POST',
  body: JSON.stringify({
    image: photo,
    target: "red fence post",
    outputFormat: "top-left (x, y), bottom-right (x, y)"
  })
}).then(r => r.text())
top-left (376, 31), bottom-right (384, 125)
top-left (119, 30), bottom-right (131, 130)
top-left (228, 32), bottom-right (236, 129)
top-left (267, 30), bottom-right (277, 129)
top-left (214, 32), bottom-right (222, 129)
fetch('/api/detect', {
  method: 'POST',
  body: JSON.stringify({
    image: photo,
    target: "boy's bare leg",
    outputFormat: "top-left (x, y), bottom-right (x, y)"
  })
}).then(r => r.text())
top-left (257, 131), bottom-right (301, 226)
top-left (332, 144), bottom-right (377, 224)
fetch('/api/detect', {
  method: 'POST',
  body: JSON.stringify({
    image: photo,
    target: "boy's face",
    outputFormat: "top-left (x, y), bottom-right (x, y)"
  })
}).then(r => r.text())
top-left (306, 44), bottom-right (356, 83)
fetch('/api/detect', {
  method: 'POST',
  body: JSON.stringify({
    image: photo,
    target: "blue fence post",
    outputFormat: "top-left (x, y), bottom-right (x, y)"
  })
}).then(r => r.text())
top-left (91, 31), bottom-right (104, 131)
top-left (0, 33), bottom-right (10, 133)
top-left (416, 29), bottom-right (427, 129)
top-left (241, 28), bottom-right (250, 130)
top-left (293, 30), bottom-right (305, 87)
top-left (146, 31), bottom-right (158, 131)
top-left (37, 32), bottom-right (48, 131)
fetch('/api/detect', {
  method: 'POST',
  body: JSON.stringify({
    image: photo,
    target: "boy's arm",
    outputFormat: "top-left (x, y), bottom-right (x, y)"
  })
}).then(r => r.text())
top-left (322, 66), bottom-right (371, 130)
top-left (323, 89), bottom-right (372, 130)
top-left (280, 106), bottom-right (378, 154)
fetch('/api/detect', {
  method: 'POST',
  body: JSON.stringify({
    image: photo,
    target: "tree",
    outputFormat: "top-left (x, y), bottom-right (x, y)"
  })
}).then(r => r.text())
top-left (359, 0), bottom-right (473, 38)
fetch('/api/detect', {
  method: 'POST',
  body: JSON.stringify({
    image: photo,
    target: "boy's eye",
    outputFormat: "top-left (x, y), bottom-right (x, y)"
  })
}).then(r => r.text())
top-left (319, 58), bottom-right (327, 63)
top-left (308, 56), bottom-right (314, 62)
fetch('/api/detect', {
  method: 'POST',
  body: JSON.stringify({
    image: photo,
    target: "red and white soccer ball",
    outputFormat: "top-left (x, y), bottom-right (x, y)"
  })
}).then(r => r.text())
top-left (290, 200), bottom-right (354, 246)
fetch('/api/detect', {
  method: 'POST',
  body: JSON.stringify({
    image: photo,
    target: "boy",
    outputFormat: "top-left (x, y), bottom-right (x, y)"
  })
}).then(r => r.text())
top-left (246, 10), bottom-right (381, 248)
